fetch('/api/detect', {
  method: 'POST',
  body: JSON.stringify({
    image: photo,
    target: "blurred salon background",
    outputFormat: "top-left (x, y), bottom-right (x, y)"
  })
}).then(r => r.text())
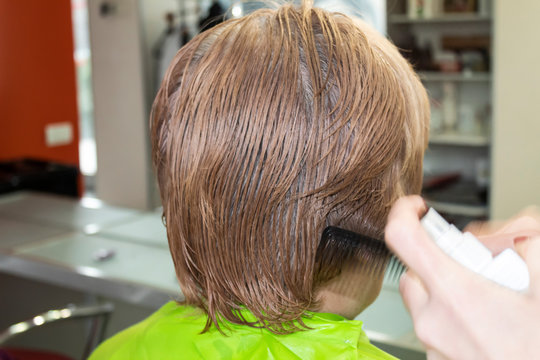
top-left (0, 0), bottom-right (538, 359)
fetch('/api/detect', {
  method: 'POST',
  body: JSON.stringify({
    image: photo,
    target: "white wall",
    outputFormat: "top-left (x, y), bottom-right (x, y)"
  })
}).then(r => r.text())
top-left (88, 0), bottom-right (151, 209)
top-left (491, 0), bottom-right (540, 218)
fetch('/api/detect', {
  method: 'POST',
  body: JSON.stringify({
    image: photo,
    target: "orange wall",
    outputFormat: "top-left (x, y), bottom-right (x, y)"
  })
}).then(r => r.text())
top-left (0, 0), bottom-right (80, 166)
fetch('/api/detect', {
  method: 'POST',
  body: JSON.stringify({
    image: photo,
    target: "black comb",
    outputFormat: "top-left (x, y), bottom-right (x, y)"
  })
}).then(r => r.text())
top-left (315, 226), bottom-right (405, 286)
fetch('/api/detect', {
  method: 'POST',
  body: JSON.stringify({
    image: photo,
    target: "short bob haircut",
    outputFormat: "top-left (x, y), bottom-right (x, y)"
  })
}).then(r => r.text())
top-left (151, 1), bottom-right (429, 334)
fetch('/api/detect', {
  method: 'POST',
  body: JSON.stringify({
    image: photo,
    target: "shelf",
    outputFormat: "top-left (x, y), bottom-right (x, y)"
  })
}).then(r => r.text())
top-left (426, 200), bottom-right (488, 217)
top-left (422, 179), bottom-right (488, 218)
top-left (390, 14), bottom-right (491, 24)
top-left (418, 71), bottom-right (491, 82)
top-left (391, 7), bottom-right (493, 222)
top-left (429, 133), bottom-right (490, 146)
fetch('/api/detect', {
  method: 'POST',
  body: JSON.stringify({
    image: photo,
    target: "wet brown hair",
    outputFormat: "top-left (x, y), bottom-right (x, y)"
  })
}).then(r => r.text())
top-left (151, 1), bottom-right (429, 334)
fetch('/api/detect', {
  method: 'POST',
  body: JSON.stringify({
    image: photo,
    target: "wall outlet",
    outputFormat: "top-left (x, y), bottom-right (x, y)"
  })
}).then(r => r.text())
top-left (45, 122), bottom-right (73, 147)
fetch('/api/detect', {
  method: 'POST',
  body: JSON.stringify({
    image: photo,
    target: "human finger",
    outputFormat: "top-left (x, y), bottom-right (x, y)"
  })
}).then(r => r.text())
top-left (464, 220), bottom-right (503, 237)
top-left (465, 210), bottom-right (540, 254)
top-left (399, 270), bottom-right (428, 320)
top-left (493, 209), bottom-right (540, 236)
top-left (385, 196), bottom-right (456, 287)
top-left (475, 233), bottom-right (514, 255)
top-left (477, 230), bottom-right (540, 255)
top-left (516, 236), bottom-right (540, 295)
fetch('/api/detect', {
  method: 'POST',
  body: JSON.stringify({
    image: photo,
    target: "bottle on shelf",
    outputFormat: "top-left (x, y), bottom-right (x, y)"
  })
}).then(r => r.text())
top-left (441, 82), bottom-right (457, 133)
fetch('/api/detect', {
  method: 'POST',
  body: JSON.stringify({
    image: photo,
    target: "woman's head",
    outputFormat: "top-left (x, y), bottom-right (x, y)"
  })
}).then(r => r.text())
top-left (151, 1), bottom-right (429, 333)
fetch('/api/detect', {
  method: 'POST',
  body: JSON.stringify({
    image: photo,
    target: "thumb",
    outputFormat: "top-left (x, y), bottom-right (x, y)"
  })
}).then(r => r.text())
top-left (385, 196), bottom-right (457, 288)
top-left (516, 236), bottom-right (540, 295)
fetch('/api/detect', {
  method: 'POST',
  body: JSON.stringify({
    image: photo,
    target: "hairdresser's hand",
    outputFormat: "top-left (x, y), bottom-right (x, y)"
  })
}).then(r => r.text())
top-left (465, 207), bottom-right (540, 255)
top-left (384, 195), bottom-right (540, 360)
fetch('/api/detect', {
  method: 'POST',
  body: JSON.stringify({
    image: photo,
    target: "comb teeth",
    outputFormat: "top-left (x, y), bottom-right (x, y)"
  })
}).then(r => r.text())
top-left (315, 226), bottom-right (407, 289)
top-left (383, 255), bottom-right (407, 288)
top-left (315, 227), bottom-right (392, 283)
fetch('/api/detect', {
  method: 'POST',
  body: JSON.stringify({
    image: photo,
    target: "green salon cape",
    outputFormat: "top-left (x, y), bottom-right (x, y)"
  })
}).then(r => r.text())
top-left (89, 301), bottom-right (397, 359)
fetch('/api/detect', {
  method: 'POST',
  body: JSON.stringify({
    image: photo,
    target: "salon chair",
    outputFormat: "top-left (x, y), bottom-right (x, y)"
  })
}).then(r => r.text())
top-left (0, 302), bottom-right (113, 360)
